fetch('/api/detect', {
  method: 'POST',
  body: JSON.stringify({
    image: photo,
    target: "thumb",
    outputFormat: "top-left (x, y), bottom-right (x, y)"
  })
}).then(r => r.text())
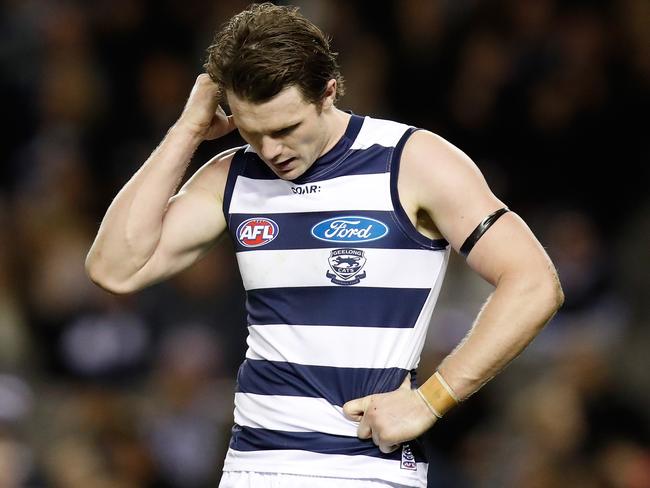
top-left (206, 112), bottom-right (237, 140)
top-left (399, 373), bottom-right (412, 391)
top-left (343, 395), bottom-right (372, 422)
top-left (223, 114), bottom-right (237, 134)
top-left (215, 106), bottom-right (237, 129)
top-left (227, 114), bottom-right (237, 131)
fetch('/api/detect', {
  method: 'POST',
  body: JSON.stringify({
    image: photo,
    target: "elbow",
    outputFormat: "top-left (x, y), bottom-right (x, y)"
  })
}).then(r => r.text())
top-left (545, 265), bottom-right (565, 312)
top-left (85, 252), bottom-right (137, 295)
top-left (87, 272), bottom-right (138, 295)
top-left (554, 277), bottom-right (565, 311)
top-left (506, 265), bottom-right (564, 330)
top-left (535, 268), bottom-right (565, 321)
top-left (84, 251), bottom-right (102, 287)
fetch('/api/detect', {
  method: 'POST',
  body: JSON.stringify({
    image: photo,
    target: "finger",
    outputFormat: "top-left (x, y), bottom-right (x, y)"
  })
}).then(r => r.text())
top-left (372, 428), bottom-right (381, 447)
top-left (211, 113), bottom-right (236, 137)
top-left (217, 114), bottom-right (237, 135)
top-left (226, 114), bottom-right (237, 132)
top-left (357, 415), bottom-right (372, 440)
top-left (379, 443), bottom-right (400, 454)
top-left (342, 396), bottom-right (371, 421)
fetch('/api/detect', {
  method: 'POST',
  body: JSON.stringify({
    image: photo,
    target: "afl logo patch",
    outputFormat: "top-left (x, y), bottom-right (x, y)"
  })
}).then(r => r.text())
top-left (236, 218), bottom-right (279, 247)
top-left (311, 216), bottom-right (389, 243)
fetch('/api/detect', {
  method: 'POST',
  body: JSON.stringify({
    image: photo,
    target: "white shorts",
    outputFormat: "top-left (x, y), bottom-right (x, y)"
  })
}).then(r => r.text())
top-left (219, 471), bottom-right (419, 488)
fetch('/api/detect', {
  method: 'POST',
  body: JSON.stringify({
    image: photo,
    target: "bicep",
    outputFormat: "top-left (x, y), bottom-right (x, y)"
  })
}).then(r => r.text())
top-left (464, 212), bottom-right (555, 286)
top-left (126, 154), bottom-right (231, 289)
top-left (149, 185), bottom-right (227, 275)
top-left (402, 131), bottom-right (552, 285)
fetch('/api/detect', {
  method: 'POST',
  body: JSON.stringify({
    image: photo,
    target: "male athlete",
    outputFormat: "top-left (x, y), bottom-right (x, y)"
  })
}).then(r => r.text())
top-left (86, 4), bottom-right (563, 487)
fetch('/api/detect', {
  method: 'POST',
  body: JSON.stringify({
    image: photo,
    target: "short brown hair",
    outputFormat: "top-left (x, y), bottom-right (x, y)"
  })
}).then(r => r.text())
top-left (204, 3), bottom-right (345, 105)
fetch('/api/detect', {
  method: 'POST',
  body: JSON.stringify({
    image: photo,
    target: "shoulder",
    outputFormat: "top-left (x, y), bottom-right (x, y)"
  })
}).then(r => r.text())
top-left (201, 145), bottom-right (242, 178)
top-left (398, 129), bottom-right (505, 249)
top-left (399, 130), bottom-right (486, 203)
top-left (351, 115), bottom-right (412, 150)
top-left (184, 146), bottom-right (244, 201)
top-left (402, 130), bottom-right (480, 175)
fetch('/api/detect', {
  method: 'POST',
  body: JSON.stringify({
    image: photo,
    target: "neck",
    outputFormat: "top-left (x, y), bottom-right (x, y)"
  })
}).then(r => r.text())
top-left (318, 107), bottom-right (351, 158)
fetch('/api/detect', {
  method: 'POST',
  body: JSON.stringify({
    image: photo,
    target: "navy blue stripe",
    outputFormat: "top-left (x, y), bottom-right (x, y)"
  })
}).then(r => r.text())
top-left (246, 287), bottom-right (429, 328)
top-left (238, 115), bottom-right (368, 182)
top-left (239, 144), bottom-right (395, 182)
top-left (222, 147), bottom-right (248, 219)
top-left (230, 210), bottom-right (425, 252)
top-left (236, 151), bottom-right (276, 180)
top-left (295, 145), bottom-right (390, 183)
top-left (388, 128), bottom-right (449, 250)
top-left (236, 359), bottom-right (414, 406)
top-left (229, 425), bottom-right (428, 463)
top-left (292, 114), bottom-right (366, 183)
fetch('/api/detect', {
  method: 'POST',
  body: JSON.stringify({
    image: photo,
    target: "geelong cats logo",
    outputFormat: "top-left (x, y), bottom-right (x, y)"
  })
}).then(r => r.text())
top-left (326, 248), bottom-right (367, 285)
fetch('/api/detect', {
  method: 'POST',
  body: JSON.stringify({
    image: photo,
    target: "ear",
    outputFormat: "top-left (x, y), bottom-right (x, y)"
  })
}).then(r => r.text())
top-left (321, 79), bottom-right (337, 110)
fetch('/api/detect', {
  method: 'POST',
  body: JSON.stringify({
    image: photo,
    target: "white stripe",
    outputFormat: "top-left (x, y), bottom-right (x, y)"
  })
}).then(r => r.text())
top-left (400, 248), bottom-right (450, 370)
top-left (350, 117), bottom-right (411, 150)
top-left (245, 325), bottom-right (416, 369)
top-left (223, 448), bottom-right (428, 487)
top-left (237, 248), bottom-right (445, 291)
top-left (234, 393), bottom-right (357, 436)
top-left (229, 173), bottom-right (392, 214)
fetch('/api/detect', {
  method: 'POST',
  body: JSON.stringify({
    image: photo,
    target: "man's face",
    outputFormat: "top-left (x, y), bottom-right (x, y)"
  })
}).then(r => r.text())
top-left (227, 86), bottom-right (330, 181)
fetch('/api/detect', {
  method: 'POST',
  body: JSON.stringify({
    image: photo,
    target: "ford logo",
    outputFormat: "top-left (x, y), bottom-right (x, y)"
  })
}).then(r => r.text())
top-left (311, 216), bottom-right (389, 243)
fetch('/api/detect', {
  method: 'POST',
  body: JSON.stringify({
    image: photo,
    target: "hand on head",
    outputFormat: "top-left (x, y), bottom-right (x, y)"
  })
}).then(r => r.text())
top-left (177, 73), bottom-right (237, 141)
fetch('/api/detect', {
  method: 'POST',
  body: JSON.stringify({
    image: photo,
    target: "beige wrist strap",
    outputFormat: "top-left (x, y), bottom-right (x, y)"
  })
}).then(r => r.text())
top-left (416, 371), bottom-right (459, 418)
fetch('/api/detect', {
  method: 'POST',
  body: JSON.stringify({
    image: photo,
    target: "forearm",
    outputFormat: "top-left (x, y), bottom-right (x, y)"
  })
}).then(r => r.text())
top-left (436, 271), bottom-right (563, 401)
top-left (86, 123), bottom-right (202, 286)
top-left (342, 273), bottom-right (562, 449)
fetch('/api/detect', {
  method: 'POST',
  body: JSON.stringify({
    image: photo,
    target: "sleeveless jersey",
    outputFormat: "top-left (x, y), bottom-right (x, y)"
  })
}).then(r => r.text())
top-left (221, 114), bottom-right (450, 486)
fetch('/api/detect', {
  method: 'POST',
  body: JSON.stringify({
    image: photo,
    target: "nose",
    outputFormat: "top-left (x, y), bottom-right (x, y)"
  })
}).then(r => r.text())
top-left (260, 135), bottom-right (283, 163)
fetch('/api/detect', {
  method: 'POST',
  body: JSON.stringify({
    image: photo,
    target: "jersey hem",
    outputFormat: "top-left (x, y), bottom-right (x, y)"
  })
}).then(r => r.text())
top-left (222, 458), bottom-right (427, 487)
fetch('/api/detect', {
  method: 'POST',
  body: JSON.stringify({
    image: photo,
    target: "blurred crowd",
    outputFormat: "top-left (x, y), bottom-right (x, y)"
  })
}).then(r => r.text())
top-left (0, 0), bottom-right (648, 486)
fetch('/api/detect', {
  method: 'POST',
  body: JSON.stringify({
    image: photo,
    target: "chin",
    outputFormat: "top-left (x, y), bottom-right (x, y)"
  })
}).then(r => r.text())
top-left (276, 165), bottom-right (307, 181)
top-left (277, 170), bottom-right (301, 181)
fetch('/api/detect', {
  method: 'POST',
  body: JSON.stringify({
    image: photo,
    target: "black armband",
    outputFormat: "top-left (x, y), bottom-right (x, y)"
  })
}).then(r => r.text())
top-left (459, 207), bottom-right (510, 258)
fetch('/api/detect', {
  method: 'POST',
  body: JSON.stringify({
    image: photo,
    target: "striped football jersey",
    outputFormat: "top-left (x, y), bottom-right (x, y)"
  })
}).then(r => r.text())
top-left (221, 114), bottom-right (449, 486)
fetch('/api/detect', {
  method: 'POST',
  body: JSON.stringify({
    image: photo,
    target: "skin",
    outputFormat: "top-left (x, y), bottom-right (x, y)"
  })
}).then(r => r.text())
top-left (228, 80), bottom-right (350, 181)
top-left (86, 74), bottom-right (563, 455)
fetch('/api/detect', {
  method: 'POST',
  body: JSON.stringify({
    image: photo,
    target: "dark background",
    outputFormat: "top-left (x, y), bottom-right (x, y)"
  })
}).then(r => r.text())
top-left (0, 0), bottom-right (648, 486)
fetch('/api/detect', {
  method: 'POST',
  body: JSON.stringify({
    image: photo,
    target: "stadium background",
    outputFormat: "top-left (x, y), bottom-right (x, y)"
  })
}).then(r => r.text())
top-left (0, 0), bottom-right (648, 486)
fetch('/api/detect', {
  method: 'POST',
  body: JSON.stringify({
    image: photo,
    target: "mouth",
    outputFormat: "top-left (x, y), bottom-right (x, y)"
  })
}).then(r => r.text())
top-left (273, 157), bottom-right (296, 171)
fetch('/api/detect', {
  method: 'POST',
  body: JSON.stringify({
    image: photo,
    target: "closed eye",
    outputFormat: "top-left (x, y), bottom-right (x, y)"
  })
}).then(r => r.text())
top-left (271, 123), bottom-right (300, 137)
